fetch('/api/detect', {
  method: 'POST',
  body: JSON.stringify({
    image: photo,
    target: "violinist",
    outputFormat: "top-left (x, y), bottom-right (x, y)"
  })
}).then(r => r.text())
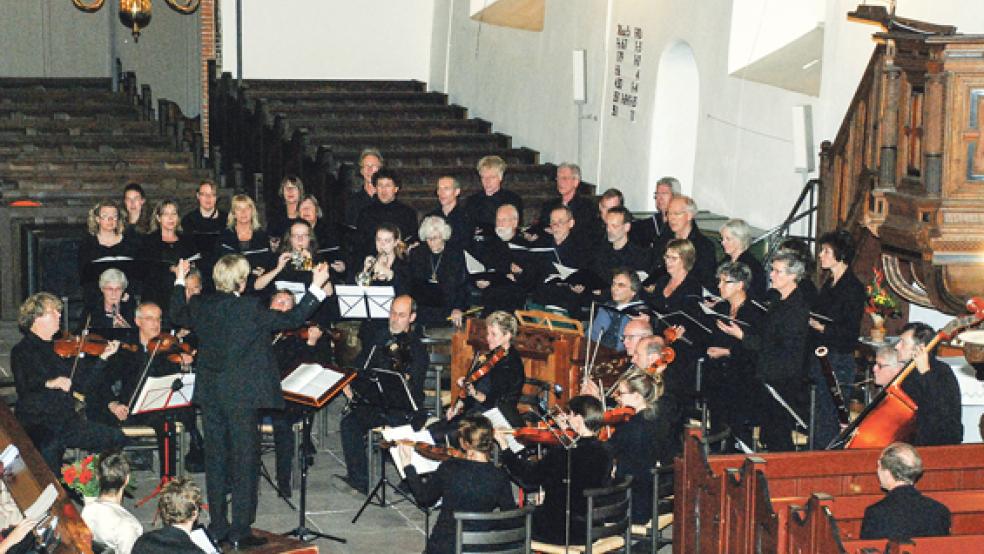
top-left (80, 268), bottom-right (137, 339)
top-left (337, 295), bottom-right (428, 495)
top-left (92, 302), bottom-right (205, 476)
top-left (607, 369), bottom-right (678, 525)
top-left (11, 293), bottom-right (127, 471)
top-left (440, 311), bottom-right (525, 426)
top-left (494, 395), bottom-right (612, 544)
top-left (703, 262), bottom-right (764, 451)
top-left (395, 415), bottom-right (515, 554)
top-left (894, 323), bottom-right (963, 446)
top-left (267, 290), bottom-right (333, 495)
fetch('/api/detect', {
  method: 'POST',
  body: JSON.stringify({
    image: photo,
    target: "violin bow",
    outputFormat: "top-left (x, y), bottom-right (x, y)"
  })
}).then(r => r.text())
top-left (68, 314), bottom-right (92, 382)
top-left (126, 341), bottom-right (162, 413)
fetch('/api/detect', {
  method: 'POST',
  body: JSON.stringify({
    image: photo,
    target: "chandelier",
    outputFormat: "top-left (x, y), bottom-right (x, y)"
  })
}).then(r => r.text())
top-left (71, 0), bottom-right (200, 42)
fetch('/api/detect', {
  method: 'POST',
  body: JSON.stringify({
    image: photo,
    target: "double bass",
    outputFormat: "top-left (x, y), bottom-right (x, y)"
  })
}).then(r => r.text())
top-left (830, 297), bottom-right (984, 449)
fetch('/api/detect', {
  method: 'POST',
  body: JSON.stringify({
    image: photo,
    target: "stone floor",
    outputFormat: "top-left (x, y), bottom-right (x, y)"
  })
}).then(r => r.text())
top-left (121, 399), bottom-right (673, 553)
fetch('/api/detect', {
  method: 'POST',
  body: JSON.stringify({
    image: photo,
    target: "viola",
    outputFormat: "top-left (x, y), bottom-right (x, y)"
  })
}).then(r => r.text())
top-left (458, 347), bottom-right (506, 400)
top-left (380, 440), bottom-right (467, 462)
top-left (53, 333), bottom-right (138, 358)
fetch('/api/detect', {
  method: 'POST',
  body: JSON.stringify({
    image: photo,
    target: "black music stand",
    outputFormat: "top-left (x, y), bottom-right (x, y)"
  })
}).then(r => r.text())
top-left (279, 362), bottom-right (355, 545)
top-left (351, 368), bottom-right (424, 524)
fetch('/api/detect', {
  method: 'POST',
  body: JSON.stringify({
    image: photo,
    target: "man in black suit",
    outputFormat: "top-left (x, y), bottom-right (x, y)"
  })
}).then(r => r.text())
top-left (354, 169), bottom-right (418, 262)
top-left (666, 194), bottom-right (718, 292)
top-left (529, 163), bottom-right (599, 243)
top-left (427, 175), bottom-right (473, 252)
top-left (169, 254), bottom-right (331, 549)
top-left (132, 477), bottom-right (211, 554)
top-left (860, 442), bottom-right (951, 540)
top-left (630, 176), bottom-right (677, 251)
top-left (895, 322), bottom-right (964, 446)
top-left (463, 155), bottom-right (524, 237)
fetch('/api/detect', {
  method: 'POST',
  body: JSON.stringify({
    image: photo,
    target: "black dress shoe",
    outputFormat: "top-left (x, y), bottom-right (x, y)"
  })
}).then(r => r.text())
top-left (231, 534), bottom-right (268, 550)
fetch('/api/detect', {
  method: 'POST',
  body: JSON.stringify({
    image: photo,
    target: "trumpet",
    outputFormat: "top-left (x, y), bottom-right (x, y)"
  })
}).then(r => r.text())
top-left (356, 256), bottom-right (376, 287)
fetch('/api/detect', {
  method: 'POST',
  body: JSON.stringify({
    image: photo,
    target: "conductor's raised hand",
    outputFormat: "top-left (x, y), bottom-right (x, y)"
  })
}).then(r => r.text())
top-left (311, 262), bottom-right (331, 289)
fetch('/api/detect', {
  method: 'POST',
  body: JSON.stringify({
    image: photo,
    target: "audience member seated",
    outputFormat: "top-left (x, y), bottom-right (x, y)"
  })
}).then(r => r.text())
top-left (81, 451), bottom-right (144, 554)
top-left (860, 442), bottom-right (951, 541)
top-left (397, 414), bottom-right (516, 554)
top-left (587, 268), bottom-right (645, 352)
top-left (529, 205), bottom-right (597, 316)
top-left (464, 155), bottom-right (523, 239)
top-left (718, 218), bottom-right (766, 300)
top-left (91, 302), bottom-right (205, 475)
top-left (630, 176), bottom-right (677, 254)
top-left (665, 194), bottom-right (717, 292)
top-left (495, 395), bottom-right (612, 544)
top-left (409, 216), bottom-right (466, 328)
top-left (266, 175), bottom-right (304, 240)
top-left (354, 169), bottom-right (419, 263)
top-left (426, 175), bottom-right (473, 252)
top-left (80, 268), bottom-right (137, 340)
top-left (345, 148), bottom-right (383, 229)
top-left (11, 293), bottom-right (127, 471)
top-left (894, 322), bottom-right (964, 446)
top-left (140, 199), bottom-right (197, 324)
top-left (471, 204), bottom-right (537, 315)
top-left (79, 200), bottom-right (141, 310)
top-left (131, 477), bottom-right (210, 553)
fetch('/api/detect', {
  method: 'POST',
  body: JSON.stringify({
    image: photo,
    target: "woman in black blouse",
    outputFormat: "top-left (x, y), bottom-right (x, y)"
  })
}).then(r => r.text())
top-left (446, 310), bottom-right (525, 420)
top-left (644, 238), bottom-right (704, 340)
top-left (266, 175), bottom-right (304, 241)
top-left (140, 199), bottom-right (196, 323)
top-left (495, 395), bottom-right (612, 544)
top-left (298, 194), bottom-right (346, 279)
top-left (396, 414), bottom-right (515, 554)
top-left (78, 200), bottom-right (140, 309)
top-left (218, 194), bottom-right (271, 279)
top-left (704, 261), bottom-right (764, 451)
top-left (408, 215), bottom-right (466, 328)
top-left (718, 219), bottom-right (767, 300)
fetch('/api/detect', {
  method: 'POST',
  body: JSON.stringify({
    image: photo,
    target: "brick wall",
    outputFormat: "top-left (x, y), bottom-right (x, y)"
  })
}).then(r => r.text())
top-left (200, 0), bottom-right (215, 152)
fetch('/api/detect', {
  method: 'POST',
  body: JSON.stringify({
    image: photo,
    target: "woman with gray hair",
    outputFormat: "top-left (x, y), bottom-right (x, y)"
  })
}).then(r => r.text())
top-left (80, 268), bottom-right (137, 335)
top-left (409, 215), bottom-right (467, 327)
top-left (718, 251), bottom-right (810, 451)
top-left (719, 218), bottom-right (766, 299)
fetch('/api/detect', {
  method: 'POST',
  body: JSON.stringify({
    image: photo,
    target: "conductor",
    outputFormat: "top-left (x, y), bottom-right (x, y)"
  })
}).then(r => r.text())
top-left (169, 254), bottom-right (331, 549)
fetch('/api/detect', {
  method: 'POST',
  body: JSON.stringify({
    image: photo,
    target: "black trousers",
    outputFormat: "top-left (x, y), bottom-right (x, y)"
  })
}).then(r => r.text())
top-left (202, 402), bottom-right (260, 542)
top-left (339, 406), bottom-right (410, 490)
top-left (26, 417), bottom-right (128, 473)
top-left (758, 379), bottom-right (804, 452)
top-left (263, 406), bottom-right (304, 489)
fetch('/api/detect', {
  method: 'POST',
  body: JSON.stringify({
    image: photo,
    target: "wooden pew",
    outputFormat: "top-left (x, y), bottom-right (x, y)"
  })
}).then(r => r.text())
top-left (240, 78), bottom-right (426, 93)
top-left (0, 402), bottom-right (93, 553)
top-left (674, 427), bottom-right (984, 553)
top-left (841, 534), bottom-right (984, 553)
top-left (786, 492), bottom-right (984, 553)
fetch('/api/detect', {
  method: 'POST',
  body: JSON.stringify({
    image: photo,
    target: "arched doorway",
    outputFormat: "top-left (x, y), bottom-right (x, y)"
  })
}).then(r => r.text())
top-left (647, 41), bottom-right (699, 199)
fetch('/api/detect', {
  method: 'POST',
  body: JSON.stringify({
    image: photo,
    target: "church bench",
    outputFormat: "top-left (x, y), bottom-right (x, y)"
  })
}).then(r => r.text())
top-left (0, 76), bottom-right (112, 91)
top-left (245, 89), bottom-right (450, 105)
top-left (304, 132), bottom-right (511, 151)
top-left (277, 116), bottom-right (492, 135)
top-left (264, 103), bottom-right (469, 120)
top-left (380, 149), bottom-right (539, 169)
top-left (786, 492), bottom-right (984, 554)
top-left (0, 104), bottom-right (141, 119)
top-left (240, 77), bottom-right (426, 93)
top-left (0, 119), bottom-right (157, 135)
top-left (841, 533), bottom-right (984, 553)
top-left (674, 427), bottom-right (984, 554)
top-left (0, 134), bottom-right (172, 150)
top-left (4, 150), bottom-right (196, 165)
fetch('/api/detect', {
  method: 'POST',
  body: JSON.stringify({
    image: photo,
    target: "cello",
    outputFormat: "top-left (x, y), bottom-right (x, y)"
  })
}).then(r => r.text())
top-left (830, 297), bottom-right (984, 449)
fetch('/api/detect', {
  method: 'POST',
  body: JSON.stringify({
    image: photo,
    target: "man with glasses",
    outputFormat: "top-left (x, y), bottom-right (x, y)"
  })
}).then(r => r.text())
top-left (529, 163), bottom-right (598, 242)
top-left (630, 176), bottom-right (677, 251)
top-left (665, 194), bottom-right (718, 291)
top-left (529, 206), bottom-right (598, 316)
top-left (587, 269), bottom-right (645, 351)
top-left (11, 293), bottom-right (127, 471)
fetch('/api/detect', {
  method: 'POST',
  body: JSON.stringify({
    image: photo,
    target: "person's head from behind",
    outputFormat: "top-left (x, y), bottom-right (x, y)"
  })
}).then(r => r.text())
top-left (877, 442), bottom-right (923, 489)
top-left (96, 451), bottom-right (130, 497)
top-left (158, 477), bottom-right (202, 527)
top-left (457, 414), bottom-right (495, 455)
top-left (270, 290), bottom-right (295, 313)
top-left (566, 395), bottom-right (605, 436)
top-left (213, 254), bottom-right (250, 294)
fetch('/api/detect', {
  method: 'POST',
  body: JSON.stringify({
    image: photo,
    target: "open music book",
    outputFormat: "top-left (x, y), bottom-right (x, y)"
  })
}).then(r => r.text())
top-left (281, 363), bottom-right (356, 408)
top-left (131, 374), bottom-right (196, 415)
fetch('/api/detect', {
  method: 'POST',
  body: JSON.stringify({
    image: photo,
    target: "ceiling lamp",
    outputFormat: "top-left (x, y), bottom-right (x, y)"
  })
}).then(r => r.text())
top-left (71, 0), bottom-right (200, 42)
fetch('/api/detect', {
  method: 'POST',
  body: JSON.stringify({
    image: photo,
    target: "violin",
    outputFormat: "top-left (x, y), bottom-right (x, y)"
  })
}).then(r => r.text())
top-left (146, 334), bottom-right (195, 364)
top-left (458, 347), bottom-right (506, 400)
top-left (53, 333), bottom-right (138, 358)
top-left (510, 424), bottom-right (579, 447)
top-left (380, 439), bottom-right (467, 462)
top-left (597, 406), bottom-right (636, 441)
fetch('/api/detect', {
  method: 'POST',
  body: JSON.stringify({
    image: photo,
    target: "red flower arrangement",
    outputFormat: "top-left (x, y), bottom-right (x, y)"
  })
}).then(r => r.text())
top-left (865, 267), bottom-right (901, 319)
top-left (62, 454), bottom-right (100, 498)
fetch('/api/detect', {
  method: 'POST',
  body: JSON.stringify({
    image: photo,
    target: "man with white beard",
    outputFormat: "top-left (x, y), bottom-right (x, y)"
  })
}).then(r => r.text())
top-left (471, 204), bottom-right (537, 314)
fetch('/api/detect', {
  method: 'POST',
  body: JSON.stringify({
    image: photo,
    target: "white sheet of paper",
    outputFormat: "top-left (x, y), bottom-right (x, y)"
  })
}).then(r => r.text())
top-left (365, 286), bottom-right (395, 318)
top-left (131, 374), bottom-right (196, 415)
top-left (381, 425), bottom-right (441, 478)
top-left (335, 285), bottom-right (369, 318)
top-left (464, 251), bottom-right (486, 274)
top-left (483, 408), bottom-right (525, 453)
top-left (0, 444), bottom-right (18, 468)
top-left (91, 256), bottom-right (134, 263)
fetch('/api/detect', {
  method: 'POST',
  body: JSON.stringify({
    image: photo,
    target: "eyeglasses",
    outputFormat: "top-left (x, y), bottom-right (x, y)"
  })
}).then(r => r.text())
top-left (98, 214), bottom-right (119, 221)
top-left (719, 280), bottom-right (739, 285)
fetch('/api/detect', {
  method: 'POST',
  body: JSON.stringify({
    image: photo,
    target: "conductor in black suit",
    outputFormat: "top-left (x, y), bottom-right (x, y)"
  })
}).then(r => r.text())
top-left (169, 254), bottom-right (331, 549)
top-left (860, 442), bottom-right (951, 541)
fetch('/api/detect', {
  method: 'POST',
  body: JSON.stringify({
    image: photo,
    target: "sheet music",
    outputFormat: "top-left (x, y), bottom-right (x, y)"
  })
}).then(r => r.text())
top-left (380, 425), bottom-right (441, 478)
top-left (464, 251), bottom-right (487, 274)
top-left (335, 285), bottom-right (369, 318)
top-left (483, 408), bottom-right (525, 453)
top-left (698, 302), bottom-right (750, 327)
top-left (365, 286), bottom-right (395, 318)
top-left (131, 374), bottom-right (196, 415)
top-left (24, 484), bottom-right (57, 521)
top-left (281, 363), bottom-right (346, 399)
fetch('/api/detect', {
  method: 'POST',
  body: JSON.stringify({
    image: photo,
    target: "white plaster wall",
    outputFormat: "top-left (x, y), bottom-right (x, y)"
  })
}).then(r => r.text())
top-left (219, 0), bottom-right (435, 81)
